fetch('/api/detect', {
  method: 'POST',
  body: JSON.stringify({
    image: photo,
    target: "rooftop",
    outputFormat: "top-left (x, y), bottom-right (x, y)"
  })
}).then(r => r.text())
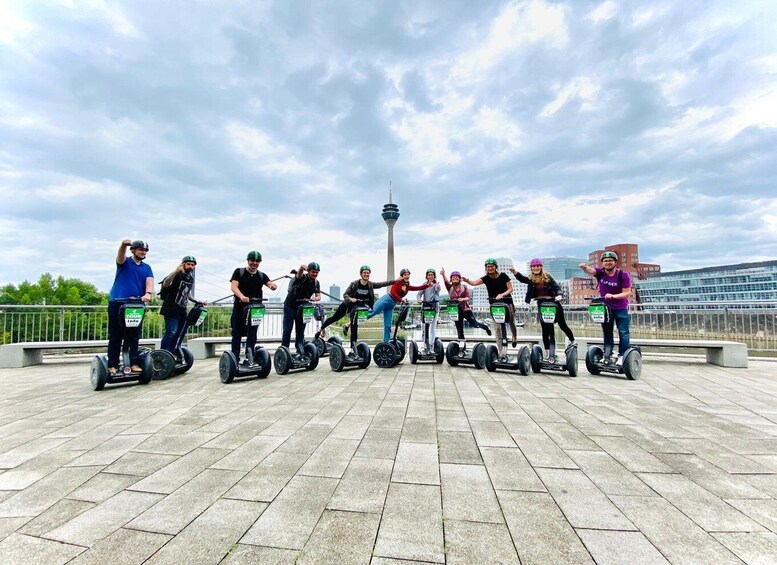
top-left (1, 353), bottom-right (776, 563)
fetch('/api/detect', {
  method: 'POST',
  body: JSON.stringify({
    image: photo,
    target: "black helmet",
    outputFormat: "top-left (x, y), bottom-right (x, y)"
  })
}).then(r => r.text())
top-left (399, 268), bottom-right (410, 276)
top-left (246, 250), bottom-right (262, 261)
top-left (182, 255), bottom-right (197, 265)
top-left (130, 240), bottom-right (149, 251)
top-left (307, 262), bottom-right (320, 271)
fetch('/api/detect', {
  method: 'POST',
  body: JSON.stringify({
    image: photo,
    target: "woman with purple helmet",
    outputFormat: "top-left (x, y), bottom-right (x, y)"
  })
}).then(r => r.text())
top-left (441, 268), bottom-right (491, 345)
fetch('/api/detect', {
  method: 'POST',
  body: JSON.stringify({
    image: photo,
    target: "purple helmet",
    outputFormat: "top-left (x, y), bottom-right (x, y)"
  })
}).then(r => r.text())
top-left (450, 271), bottom-right (461, 279)
top-left (530, 258), bottom-right (543, 267)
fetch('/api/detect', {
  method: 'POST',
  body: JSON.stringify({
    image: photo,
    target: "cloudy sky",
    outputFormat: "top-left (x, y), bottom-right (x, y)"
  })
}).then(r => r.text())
top-left (2, 0), bottom-right (776, 302)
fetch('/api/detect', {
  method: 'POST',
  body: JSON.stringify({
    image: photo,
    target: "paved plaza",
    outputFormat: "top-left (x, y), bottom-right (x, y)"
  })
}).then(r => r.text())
top-left (1, 352), bottom-right (777, 564)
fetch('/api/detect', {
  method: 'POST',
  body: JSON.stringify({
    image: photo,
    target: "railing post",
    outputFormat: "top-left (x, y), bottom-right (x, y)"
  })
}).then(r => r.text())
top-left (59, 307), bottom-right (65, 342)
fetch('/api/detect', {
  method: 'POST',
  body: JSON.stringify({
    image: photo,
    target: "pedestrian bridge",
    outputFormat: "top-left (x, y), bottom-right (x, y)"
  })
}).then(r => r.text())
top-left (0, 353), bottom-right (776, 563)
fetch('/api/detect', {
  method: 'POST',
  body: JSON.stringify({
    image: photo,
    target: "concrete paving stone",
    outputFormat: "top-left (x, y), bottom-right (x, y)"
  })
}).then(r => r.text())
top-left (224, 451), bottom-right (308, 502)
top-left (590, 435), bottom-right (674, 473)
top-left (726, 499), bottom-right (777, 533)
top-left (400, 417), bottom-right (437, 444)
top-left (619, 425), bottom-right (695, 454)
top-left (0, 448), bottom-right (87, 490)
top-left (673, 438), bottom-right (775, 474)
top-left (133, 431), bottom-right (220, 456)
top-left (435, 409), bottom-right (471, 432)
top-left (0, 436), bottom-right (70, 469)
top-left (714, 437), bottom-right (777, 456)
top-left (611, 495), bottom-right (743, 564)
top-left (329, 415), bottom-right (373, 441)
top-left (480, 446), bottom-right (546, 492)
top-left (0, 516), bottom-right (31, 542)
top-left (497, 490), bottom-right (594, 565)
top-left (511, 433), bottom-right (578, 469)
top-left (128, 448), bottom-right (229, 494)
top-left (462, 403), bottom-right (500, 422)
top-left (297, 509), bottom-right (380, 565)
top-left (536, 468), bottom-right (636, 530)
top-left (638, 472), bottom-right (764, 532)
top-left (298, 437), bottom-right (360, 478)
top-left (58, 424), bottom-right (131, 451)
top-left (498, 410), bottom-right (545, 435)
top-left (240, 475), bottom-right (338, 550)
top-left (67, 434), bottom-right (150, 467)
top-left (374, 482), bottom-right (444, 563)
top-left (712, 531), bottom-right (777, 564)
top-left (17, 498), bottom-right (94, 537)
top-left (406, 401), bottom-right (435, 420)
top-left (66, 471), bottom-right (140, 503)
top-left (144, 498), bottom-right (265, 565)
top-left (276, 424), bottom-right (335, 455)
top-left (443, 520), bottom-right (519, 565)
top-left (259, 412), bottom-right (316, 438)
top-left (576, 529), bottom-right (670, 565)
top-left (470, 421), bottom-right (515, 448)
top-left (45, 489), bottom-right (163, 546)
top-left (566, 449), bottom-right (655, 496)
top-left (220, 544), bottom-right (299, 564)
top-left (370, 406), bottom-right (407, 429)
top-left (355, 426), bottom-right (401, 460)
top-left (0, 532), bottom-right (84, 565)
top-left (371, 558), bottom-right (439, 565)
top-left (196, 409), bottom-right (259, 434)
top-left (744, 474), bottom-right (777, 498)
top-left (328, 457), bottom-right (393, 513)
top-left (211, 434), bottom-right (287, 472)
top-left (103, 451), bottom-right (178, 477)
top-left (538, 422), bottom-right (604, 451)
top-left (656, 452), bottom-right (771, 499)
top-left (200, 420), bottom-right (275, 450)
top-left (440, 463), bottom-right (502, 523)
top-left (67, 527), bottom-right (171, 565)
top-left (347, 398), bottom-right (384, 417)
top-left (0, 465), bottom-right (101, 518)
top-left (303, 408), bottom-right (348, 428)
top-left (437, 431), bottom-right (482, 464)
top-left (392, 442), bottom-right (439, 485)
top-left (519, 402), bottom-right (567, 423)
top-left (126, 469), bottom-right (244, 535)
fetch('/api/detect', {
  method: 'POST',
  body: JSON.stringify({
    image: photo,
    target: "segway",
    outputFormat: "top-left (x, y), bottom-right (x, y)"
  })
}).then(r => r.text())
top-left (529, 300), bottom-right (577, 377)
top-left (329, 301), bottom-right (371, 371)
top-left (149, 303), bottom-right (208, 380)
top-left (408, 302), bottom-right (444, 364)
top-left (312, 305), bottom-right (343, 358)
top-left (219, 298), bottom-right (272, 383)
top-left (372, 303), bottom-right (409, 368)
top-left (445, 303), bottom-right (486, 369)
top-left (484, 301), bottom-right (530, 375)
top-left (274, 299), bottom-right (320, 375)
top-left (90, 299), bottom-right (152, 391)
top-left (584, 298), bottom-right (642, 380)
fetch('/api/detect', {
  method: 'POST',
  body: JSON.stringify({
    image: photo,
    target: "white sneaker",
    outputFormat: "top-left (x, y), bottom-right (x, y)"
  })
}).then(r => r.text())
top-left (615, 355), bottom-right (624, 367)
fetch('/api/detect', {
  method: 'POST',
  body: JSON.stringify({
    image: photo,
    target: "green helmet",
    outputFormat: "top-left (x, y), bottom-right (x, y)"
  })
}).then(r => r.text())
top-left (426, 268), bottom-right (436, 275)
top-left (307, 262), bottom-right (320, 271)
top-left (181, 255), bottom-right (197, 264)
top-left (484, 258), bottom-right (497, 267)
top-left (601, 251), bottom-right (618, 262)
top-left (360, 265), bottom-right (371, 273)
top-left (246, 250), bottom-right (262, 261)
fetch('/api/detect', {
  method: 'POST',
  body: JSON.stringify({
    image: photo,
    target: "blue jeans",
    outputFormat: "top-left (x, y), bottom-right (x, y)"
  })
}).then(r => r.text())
top-left (602, 308), bottom-right (630, 356)
top-left (161, 314), bottom-right (186, 353)
top-left (367, 294), bottom-right (397, 342)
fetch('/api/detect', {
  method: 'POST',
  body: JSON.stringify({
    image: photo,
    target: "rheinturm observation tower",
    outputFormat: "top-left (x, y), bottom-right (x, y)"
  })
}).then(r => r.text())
top-left (382, 188), bottom-right (400, 280)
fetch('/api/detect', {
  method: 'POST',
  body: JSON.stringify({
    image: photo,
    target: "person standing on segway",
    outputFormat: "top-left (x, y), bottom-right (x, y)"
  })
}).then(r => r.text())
top-left (441, 268), bottom-right (491, 344)
top-left (463, 258), bottom-right (518, 358)
top-left (579, 251), bottom-right (632, 366)
top-left (281, 262), bottom-right (322, 353)
top-left (510, 259), bottom-right (575, 364)
top-left (230, 251), bottom-right (277, 362)
top-left (160, 256), bottom-right (207, 353)
top-left (416, 269), bottom-right (442, 354)
top-left (367, 268), bottom-right (430, 343)
top-left (107, 239), bottom-right (154, 376)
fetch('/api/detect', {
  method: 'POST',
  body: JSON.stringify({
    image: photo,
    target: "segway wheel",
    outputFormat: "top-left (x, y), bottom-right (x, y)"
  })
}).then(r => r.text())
top-left (90, 356), bottom-right (108, 391)
top-left (566, 345), bottom-right (578, 377)
top-left (138, 353), bottom-right (153, 384)
top-left (373, 342), bottom-right (398, 368)
top-left (391, 338), bottom-right (406, 363)
top-left (517, 346), bottom-right (531, 376)
top-left (585, 346), bottom-right (603, 376)
top-left (445, 342), bottom-right (460, 367)
top-left (175, 347), bottom-right (195, 375)
top-left (255, 347), bottom-right (271, 378)
top-left (530, 345), bottom-right (543, 374)
top-left (274, 347), bottom-right (291, 375)
top-left (304, 342), bottom-right (319, 371)
top-left (485, 345), bottom-right (498, 372)
top-left (409, 341), bottom-right (418, 364)
top-left (434, 339), bottom-right (444, 364)
top-left (219, 351), bottom-right (238, 384)
top-left (313, 337), bottom-right (327, 359)
top-left (624, 349), bottom-right (642, 380)
top-left (327, 335), bottom-right (342, 346)
top-left (329, 343), bottom-right (345, 372)
top-left (472, 343), bottom-right (486, 370)
top-left (149, 349), bottom-right (176, 381)
top-left (356, 342), bottom-right (371, 369)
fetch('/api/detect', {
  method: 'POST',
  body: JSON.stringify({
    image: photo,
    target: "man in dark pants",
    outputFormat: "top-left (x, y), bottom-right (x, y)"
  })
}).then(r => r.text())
top-left (230, 251), bottom-right (277, 362)
top-left (282, 262), bottom-right (322, 353)
top-left (160, 255), bottom-right (206, 353)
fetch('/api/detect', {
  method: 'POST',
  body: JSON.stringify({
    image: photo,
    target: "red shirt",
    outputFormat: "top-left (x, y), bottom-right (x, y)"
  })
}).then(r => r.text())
top-left (390, 280), bottom-right (427, 301)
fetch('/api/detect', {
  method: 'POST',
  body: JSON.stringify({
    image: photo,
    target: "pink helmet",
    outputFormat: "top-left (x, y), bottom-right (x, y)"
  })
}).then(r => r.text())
top-left (530, 258), bottom-right (543, 267)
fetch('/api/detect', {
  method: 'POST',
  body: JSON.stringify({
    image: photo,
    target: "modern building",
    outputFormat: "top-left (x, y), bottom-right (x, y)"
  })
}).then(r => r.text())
top-left (471, 258), bottom-right (526, 307)
top-left (328, 284), bottom-right (341, 302)
top-left (635, 260), bottom-right (777, 307)
top-left (381, 187), bottom-right (400, 281)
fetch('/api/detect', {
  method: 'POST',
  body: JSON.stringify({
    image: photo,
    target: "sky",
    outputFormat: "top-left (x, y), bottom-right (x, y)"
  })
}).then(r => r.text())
top-left (1, 0), bottom-right (776, 303)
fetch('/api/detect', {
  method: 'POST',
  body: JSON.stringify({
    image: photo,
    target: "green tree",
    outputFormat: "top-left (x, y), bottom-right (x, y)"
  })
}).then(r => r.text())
top-left (0, 273), bottom-right (108, 305)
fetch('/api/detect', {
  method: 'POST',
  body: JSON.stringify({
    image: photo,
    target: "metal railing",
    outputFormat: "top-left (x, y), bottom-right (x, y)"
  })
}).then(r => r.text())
top-left (1, 301), bottom-right (775, 352)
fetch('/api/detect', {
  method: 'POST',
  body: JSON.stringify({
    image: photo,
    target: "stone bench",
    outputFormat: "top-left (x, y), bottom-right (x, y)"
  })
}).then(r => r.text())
top-left (572, 337), bottom-right (748, 368)
top-left (0, 339), bottom-right (162, 368)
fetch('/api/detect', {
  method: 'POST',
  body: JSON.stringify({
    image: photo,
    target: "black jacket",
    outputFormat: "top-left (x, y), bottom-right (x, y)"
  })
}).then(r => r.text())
top-left (512, 271), bottom-right (562, 304)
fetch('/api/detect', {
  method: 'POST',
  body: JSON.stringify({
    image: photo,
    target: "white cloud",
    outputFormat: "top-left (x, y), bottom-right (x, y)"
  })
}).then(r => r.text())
top-left (587, 1), bottom-right (618, 24)
top-left (226, 121), bottom-right (313, 177)
top-left (35, 178), bottom-right (130, 200)
top-left (0, 2), bottom-right (36, 46)
top-left (539, 76), bottom-right (600, 117)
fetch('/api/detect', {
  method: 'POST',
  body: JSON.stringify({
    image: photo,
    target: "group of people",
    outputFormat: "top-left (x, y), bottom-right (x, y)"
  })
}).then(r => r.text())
top-left (107, 239), bottom-right (632, 373)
